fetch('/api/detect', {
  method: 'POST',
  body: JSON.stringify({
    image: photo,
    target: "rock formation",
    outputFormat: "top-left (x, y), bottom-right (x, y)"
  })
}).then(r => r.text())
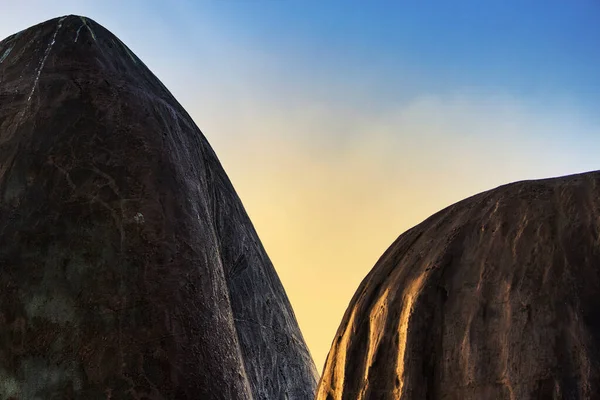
top-left (317, 171), bottom-right (600, 399)
top-left (0, 15), bottom-right (317, 399)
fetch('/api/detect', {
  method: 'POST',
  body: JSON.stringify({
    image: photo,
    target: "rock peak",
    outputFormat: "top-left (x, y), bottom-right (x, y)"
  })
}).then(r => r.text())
top-left (0, 17), bottom-right (317, 399)
top-left (0, 13), bottom-right (179, 130)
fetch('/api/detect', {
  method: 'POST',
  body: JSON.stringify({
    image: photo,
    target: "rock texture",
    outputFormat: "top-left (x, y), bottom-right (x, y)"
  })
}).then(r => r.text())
top-left (317, 171), bottom-right (600, 400)
top-left (0, 15), bottom-right (317, 399)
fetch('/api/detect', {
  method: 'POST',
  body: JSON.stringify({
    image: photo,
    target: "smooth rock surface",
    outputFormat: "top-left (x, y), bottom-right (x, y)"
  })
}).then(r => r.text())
top-left (317, 171), bottom-right (600, 400)
top-left (0, 15), bottom-right (317, 399)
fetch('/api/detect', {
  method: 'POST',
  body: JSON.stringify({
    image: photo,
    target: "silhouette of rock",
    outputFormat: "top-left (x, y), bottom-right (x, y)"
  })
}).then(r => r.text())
top-left (317, 172), bottom-right (600, 399)
top-left (0, 15), bottom-right (317, 399)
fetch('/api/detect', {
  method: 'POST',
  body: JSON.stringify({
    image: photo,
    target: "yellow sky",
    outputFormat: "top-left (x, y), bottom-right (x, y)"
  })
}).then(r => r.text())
top-left (192, 91), bottom-right (598, 371)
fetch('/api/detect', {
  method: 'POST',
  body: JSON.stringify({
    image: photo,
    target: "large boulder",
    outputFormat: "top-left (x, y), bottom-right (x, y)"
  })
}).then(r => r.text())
top-left (0, 15), bottom-right (317, 399)
top-left (317, 171), bottom-right (600, 399)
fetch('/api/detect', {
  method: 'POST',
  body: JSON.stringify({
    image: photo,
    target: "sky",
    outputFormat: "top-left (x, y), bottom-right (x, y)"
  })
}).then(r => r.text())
top-left (1, 0), bottom-right (600, 372)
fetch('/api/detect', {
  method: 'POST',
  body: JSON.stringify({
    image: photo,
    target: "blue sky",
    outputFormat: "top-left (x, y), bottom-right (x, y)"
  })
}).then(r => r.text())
top-left (186, 1), bottom-right (600, 114)
top-left (2, 0), bottom-right (600, 371)
top-left (4, 1), bottom-right (599, 114)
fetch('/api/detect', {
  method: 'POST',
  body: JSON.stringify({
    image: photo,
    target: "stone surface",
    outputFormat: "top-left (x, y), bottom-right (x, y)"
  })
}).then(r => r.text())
top-left (0, 15), bottom-right (317, 399)
top-left (317, 171), bottom-right (600, 400)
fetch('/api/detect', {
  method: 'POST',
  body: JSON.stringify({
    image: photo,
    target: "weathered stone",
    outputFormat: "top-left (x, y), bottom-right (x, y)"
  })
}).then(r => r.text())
top-left (0, 15), bottom-right (317, 399)
top-left (317, 172), bottom-right (600, 400)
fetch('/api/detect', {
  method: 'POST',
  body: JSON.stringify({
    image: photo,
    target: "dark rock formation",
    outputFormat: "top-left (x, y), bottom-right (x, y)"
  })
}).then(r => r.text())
top-left (317, 171), bottom-right (600, 400)
top-left (0, 15), bottom-right (317, 399)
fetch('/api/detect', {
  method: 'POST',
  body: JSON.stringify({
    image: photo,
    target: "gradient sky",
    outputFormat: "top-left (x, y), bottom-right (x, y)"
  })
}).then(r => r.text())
top-left (2, 0), bottom-right (600, 372)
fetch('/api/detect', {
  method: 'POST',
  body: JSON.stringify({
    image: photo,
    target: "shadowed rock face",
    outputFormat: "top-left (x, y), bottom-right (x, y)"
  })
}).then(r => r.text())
top-left (317, 171), bottom-right (600, 400)
top-left (0, 15), bottom-right (317, 399)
